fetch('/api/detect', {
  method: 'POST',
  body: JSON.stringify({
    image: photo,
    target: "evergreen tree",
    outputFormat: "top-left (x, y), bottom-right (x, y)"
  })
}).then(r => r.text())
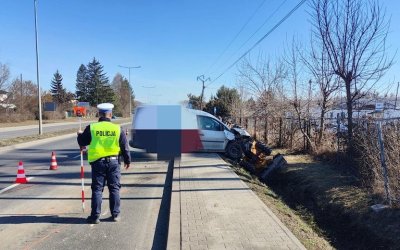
top-left (75, 64), bottom-right (89, 102)
top-left (203, 86), bottom-right (240, 118)
top-left (50, 70), bottom-right (66, 104)
top-left (187, 93), bottom-right (202, 110)
top-left (215, 86), bottom-right (240, 108)
top-left (86, 58), bottom-right (115, 106)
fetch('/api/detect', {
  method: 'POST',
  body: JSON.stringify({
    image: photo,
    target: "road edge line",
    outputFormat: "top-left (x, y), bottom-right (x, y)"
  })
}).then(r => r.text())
top-left (0, 177), bottom-right (35, 194)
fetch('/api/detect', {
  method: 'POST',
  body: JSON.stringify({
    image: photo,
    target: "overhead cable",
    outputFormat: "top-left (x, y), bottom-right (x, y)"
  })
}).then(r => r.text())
top-left (209, 0), bottom-right (288, 78)
top-left (209, 0), bottom-right (307, 85)
top-left (204, 0), bottom-right (267, 75)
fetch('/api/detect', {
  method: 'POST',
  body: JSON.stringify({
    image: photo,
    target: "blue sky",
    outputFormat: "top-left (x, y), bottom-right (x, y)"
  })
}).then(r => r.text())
top-left (0, 0), bottom-right (399, 104)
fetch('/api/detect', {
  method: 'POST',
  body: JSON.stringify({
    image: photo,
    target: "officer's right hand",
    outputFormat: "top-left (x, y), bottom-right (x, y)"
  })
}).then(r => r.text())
top-left (77, 130), bottom-right (83, 135)
top-left (124, 163), bottom-right (130, 170)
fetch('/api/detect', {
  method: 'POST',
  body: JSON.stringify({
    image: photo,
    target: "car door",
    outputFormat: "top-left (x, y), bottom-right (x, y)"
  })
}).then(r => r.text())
top-left (197, 115), bottom-right (227, 151)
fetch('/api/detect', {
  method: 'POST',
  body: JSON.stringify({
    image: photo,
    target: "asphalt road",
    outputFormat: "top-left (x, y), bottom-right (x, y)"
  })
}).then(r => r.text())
top-left (0, 118), bottom-right (130, 140)
top-left (0, 120), bottom-right (94, 140)
top-left (0, 128), bottom-right (172, 250)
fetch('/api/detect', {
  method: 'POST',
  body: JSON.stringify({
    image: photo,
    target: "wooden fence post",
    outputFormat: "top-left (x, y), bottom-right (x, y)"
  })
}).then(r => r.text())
top-left (303, 119), bottom-right (306, 151)
top-left (253, 117), bottom-right (257, 139)
top-left (264, 118), bottom-right (268, 144)
top-left (278, 117), bottom-right (283, 147)
top-left (290, 118), bottom-right (293, 148)
top-left (307, 119), bottom-right (311, 151)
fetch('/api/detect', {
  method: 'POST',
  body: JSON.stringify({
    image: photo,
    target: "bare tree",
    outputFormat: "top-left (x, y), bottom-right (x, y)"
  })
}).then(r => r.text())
top-left (238, 54), bottom-right (285, 98)
top-left (237, 54), bottom-right (286, 142)
top-left (238, 54), bottom-right (285, 115)
top-left (311, 0), bottom-right (394, 150)
top-left (303, 37), bottom-right (340, 144)
top-left (0, 63), bottom-right (10, 91)
top-left (8, 79), bottom-right (39, 118)
top-left (233, 83), bottom-right (251, 126)
top-left (111, 73), bottom-right (132, 117)
top-left (284, 38), bottom-right (314, 151)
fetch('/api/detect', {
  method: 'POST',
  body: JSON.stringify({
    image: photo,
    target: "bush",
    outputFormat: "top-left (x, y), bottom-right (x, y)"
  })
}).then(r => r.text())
top-left (0, 108), bottom-right (35, 123)
top-left (43, 111), bottom-right (65, 120)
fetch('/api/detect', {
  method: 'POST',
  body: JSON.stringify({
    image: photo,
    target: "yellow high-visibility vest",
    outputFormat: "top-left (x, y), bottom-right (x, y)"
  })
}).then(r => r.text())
top-left (88, 122), bottom-right (120, 163)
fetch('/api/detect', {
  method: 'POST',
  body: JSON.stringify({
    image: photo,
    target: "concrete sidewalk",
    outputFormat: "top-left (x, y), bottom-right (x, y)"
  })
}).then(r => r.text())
top-left (168, 153), bottom-right (305, 250)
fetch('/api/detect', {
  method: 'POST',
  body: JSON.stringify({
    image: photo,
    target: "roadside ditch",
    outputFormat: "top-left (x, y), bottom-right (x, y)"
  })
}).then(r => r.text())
top-left (222, 151), bottom-right (400, 250)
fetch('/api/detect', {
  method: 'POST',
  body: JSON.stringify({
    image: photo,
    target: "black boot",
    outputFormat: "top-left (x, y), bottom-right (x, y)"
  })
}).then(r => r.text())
top-left (86, 215), bottom-right (100, 224)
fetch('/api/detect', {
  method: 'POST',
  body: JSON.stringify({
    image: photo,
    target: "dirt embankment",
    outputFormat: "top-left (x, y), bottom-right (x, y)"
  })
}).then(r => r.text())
top-left (266, 153), bottom-right (400, 249)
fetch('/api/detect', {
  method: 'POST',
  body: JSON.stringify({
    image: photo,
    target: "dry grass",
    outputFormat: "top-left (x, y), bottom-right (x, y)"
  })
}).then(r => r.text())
top-left (267, 153), bottom-right (400, 249)
top-left (223, 155), bottom-right (334, 250)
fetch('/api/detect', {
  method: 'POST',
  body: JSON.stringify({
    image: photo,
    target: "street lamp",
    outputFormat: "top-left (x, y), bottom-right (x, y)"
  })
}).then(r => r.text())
top-left (34, 0), bottom-right (43, 135)
top-left (118, 65), bottom-right (141, 117)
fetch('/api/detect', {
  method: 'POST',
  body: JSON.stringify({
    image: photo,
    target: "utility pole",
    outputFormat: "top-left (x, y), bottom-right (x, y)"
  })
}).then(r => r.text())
top-left (395, 81), bottom-right (399, 109)
top-left (20, 74), bottom-right (23, 111)
top-left (118, 65), bottom-right (141, 117)
top-left (34, 0), bottom-right (43, 135)
top-left (197, 75), bottom-right (210, 110)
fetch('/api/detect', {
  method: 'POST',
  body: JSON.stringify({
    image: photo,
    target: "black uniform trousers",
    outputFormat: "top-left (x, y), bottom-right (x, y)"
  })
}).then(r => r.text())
top-left (90, 158), bottom-right (121, 218)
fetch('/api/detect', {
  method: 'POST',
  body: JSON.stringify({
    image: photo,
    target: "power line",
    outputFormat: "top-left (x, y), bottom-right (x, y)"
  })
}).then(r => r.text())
top-left (204, 0), bottom-right (267, 75)
top-left (209, 0), bottom-right (288, 78)
top-left (209, 0), bottom-right (307, 85)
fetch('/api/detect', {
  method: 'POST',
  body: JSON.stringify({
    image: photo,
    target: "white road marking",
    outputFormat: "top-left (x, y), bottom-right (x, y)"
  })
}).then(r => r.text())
top-left (0, 177), bottom-right (35, 194)
top-left (73, 154), bottom-right (81, 159)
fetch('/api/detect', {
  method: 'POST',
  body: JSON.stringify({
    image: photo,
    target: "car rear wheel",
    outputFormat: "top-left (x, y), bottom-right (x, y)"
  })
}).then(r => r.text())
top-left (225, 141), bottom-right (243, 160)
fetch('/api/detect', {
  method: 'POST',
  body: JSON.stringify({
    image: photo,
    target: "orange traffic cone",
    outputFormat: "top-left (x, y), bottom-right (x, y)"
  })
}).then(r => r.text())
top-left (15, 161), bottom-right (28, 184)
top-left (50, 152), bottom-right (58, 170)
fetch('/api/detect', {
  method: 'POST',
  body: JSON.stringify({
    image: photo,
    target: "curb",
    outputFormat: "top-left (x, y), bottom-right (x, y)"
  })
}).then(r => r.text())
top-left (167, 157), bottom-right (181, 250)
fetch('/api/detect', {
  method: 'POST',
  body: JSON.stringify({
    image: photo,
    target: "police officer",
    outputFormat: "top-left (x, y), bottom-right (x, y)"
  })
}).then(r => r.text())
top-left (77, 103), bottom-right (131, 224)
